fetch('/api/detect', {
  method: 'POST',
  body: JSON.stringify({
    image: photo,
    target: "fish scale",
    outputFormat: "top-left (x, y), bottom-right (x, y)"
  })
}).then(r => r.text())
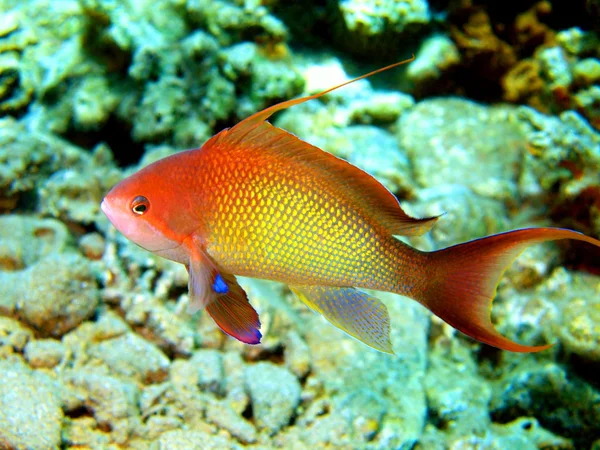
top-left (203, 148), bottom-right (399, 289)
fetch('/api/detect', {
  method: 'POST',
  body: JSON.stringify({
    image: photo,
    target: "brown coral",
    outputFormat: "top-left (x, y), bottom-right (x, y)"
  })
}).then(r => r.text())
top-left (510, 1), bottom-right (556, 54)
top-left (448, 4), bottom-right (518, 100)
top-left (502, 58), bottom-right (545, 106)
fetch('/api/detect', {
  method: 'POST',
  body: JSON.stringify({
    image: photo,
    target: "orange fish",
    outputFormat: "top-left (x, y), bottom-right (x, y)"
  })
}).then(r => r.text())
top-left (101, 59), bottom-right (600, 353)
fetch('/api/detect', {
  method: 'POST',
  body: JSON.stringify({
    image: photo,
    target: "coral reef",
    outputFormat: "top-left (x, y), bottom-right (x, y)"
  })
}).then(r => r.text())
top-left (397, 1), bottom-right (600, 132)
top-left (0, 117), bottom-right (120, 222)
top-left (0, 0), bottom-right (302, 153)
top-left (517, 107), bottom-right (600, 239)
top-left (272, 0), bottom-right (431, 60)
top-left (0, 215), bottom-right (99, 336)
top-left (335, 0), bottom-right (430, 58)
top-left (397, 98), bottom-right (525, 246)
top-left (490, 359), bottom-right (600, 448)
top-left (502, 27), bottom-right (600, 130)
top-left (406, 34), bottom-right (461, 96)
top-left (245, 362), bottom-right (301, 435)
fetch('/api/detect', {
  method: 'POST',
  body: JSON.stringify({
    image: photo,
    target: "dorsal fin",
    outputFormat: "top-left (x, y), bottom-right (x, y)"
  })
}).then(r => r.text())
top-left (241, 57), bottom-right (413, 127)
top-left (210, 121), bottom-right (437, 236)
top-left (204, 55), bottom-right (437, 236)
top-left (223, 56), bottom-right (415, 144)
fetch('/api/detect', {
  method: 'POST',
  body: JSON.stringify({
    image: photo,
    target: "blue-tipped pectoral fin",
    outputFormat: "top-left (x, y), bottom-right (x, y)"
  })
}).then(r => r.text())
top-left (289, 285), bottom-right (394, 354)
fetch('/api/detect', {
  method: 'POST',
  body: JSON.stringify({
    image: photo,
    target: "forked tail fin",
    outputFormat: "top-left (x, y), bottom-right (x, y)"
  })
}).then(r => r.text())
top-left (419, 228), bottom-right (600, 352)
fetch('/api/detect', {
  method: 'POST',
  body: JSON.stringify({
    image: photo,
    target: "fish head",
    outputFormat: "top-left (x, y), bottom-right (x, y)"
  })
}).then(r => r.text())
top-left (101, 156), bottom-right (198, 260)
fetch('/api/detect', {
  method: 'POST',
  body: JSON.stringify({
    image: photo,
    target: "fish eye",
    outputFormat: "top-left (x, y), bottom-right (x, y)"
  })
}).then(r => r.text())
top-left (131, 196), bottom-right (150, 215)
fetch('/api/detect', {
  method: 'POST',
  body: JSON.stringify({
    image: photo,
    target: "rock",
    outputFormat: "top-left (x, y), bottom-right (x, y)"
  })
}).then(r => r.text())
top-left (408, 34), bottom-right (460, 85)
top-left (0, 276), bottom-right (18, 316)
top-left (0, 360), bottom-right (63, 450)
top-left (425, 341), bottom-right (492, 442)
top-left (502, 267), bottom-right (600, 362)
top-left (122, 288), bottom-right (198, 357)
top-left (223, 351), bottom-right (249, 415)
top-left (64, 369), bottom-right (141, 445)
top-left (169, 359), bottom-right (202, 392)
top-left (167, 348), bottom-right (225, 396)
top-left (545, 271), bottom-right (600, 361)
top-left (39, 150), bottom-right (120, 224)
top-left (24, 338), bottom-right (65, 369)
top-left (490, 361), bottom-right (600, 449)
top-left (139, 365), bottom-right (208, 435)
top-left (0, 215), bottom-right (70, 271)
top-left (205, 398), bottom-right (257, 444)
top-left (190, 349), bottom-right (224, 394)
top-left (0, 316), bottom-right (33, 355)
top-left (62, 416), bottom-right (113, 450)
top-left (517, 107), bottom-right (600, 236)
top-left (89, 332), bottom-right (171, 383)
top-left (0, 119), bottom-right (119, 223)
top-left (152, 429), bottom-right (242, 450)
top-left (398, 98), bottom-right (524, 200)
top-left (334, 0), bottom-right (430, 58)
top-left (78, 232), bottom-right (105, 260)
top-left (17, 253), bottom-right (99, 337)
top-left (284, 330), bottom-right (312, 379)
top-left (300, 294), bottom-right (429, 448)
top-left (537, 47), bottom-right (572, 91)
top-left (342, 125), bottom-right (412, 194)
top-left (64, 309), bottom-right (130, 346)
top-left (245, 362), bottom-right (302, 434)
top-left (572, 58), bottom-right (600, 85)
top-left (72, 75), bottom-right (118, 130)
top-left (339, 0), bottom-right (429, 35)
top-left (336, 390), bottom-right (387, 441)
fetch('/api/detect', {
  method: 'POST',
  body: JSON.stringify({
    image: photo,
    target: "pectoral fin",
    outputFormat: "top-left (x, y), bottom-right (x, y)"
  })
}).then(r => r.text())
top-left (290, 285), bottom-right (393, 354)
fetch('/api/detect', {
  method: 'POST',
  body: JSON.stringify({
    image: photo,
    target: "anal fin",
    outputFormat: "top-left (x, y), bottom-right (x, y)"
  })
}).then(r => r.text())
top-left (290, 285), bottom-right (393, 354)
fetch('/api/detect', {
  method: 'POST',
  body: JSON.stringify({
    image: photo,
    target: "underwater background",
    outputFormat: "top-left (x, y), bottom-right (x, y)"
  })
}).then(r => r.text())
top-left (1, 0), bottom-right (600, 449)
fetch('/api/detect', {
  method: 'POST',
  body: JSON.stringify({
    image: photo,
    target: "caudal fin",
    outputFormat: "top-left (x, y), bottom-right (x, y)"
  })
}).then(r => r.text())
top-left (419, 228), bottom-right (600, 352)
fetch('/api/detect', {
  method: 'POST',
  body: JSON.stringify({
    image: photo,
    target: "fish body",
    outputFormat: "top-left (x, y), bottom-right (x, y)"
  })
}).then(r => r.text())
top-left (194, 134), bottom-right (426, 295)
top-left (102, 60), bottom-right (600, 353)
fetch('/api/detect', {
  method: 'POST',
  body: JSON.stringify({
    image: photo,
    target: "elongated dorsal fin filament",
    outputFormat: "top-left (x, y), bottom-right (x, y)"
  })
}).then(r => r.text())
top-left (235, 55), bottom-right (415, 129)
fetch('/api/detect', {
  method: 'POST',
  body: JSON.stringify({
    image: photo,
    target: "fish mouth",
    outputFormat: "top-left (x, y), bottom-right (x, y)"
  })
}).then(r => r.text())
top-left (100, 198), bottom-right (111, 217)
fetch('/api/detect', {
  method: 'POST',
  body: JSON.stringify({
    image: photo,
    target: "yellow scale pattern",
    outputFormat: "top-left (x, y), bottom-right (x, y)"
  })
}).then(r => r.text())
top-left (201, 149), bottom-right (409, 292)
